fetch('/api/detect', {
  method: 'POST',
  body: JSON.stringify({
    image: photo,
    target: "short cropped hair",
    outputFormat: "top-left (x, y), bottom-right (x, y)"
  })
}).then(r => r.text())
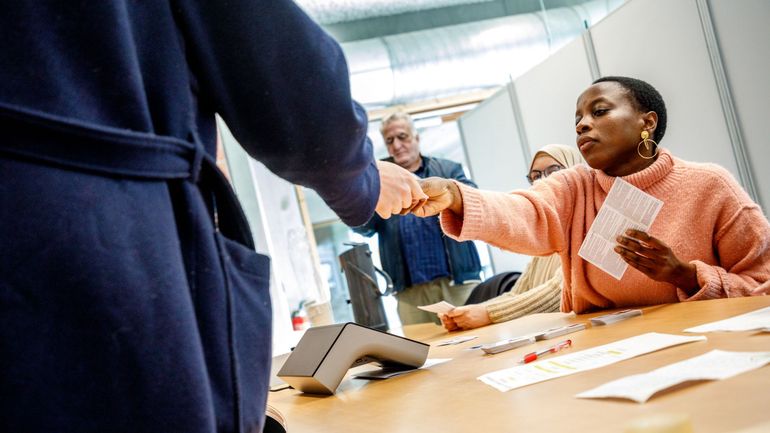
top-left (593, 76), bottom-right (667, 143)
top-left (379, 111), bottom-right (417, 137)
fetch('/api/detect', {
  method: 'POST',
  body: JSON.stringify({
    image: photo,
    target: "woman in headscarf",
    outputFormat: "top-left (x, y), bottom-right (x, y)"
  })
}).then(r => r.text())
top-left (441, 144), bottom-right (583, 331)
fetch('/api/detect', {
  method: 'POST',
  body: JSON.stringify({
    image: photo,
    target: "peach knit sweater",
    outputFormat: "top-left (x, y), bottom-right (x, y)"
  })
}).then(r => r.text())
top-left (441, 149), bottom-right (770, 313)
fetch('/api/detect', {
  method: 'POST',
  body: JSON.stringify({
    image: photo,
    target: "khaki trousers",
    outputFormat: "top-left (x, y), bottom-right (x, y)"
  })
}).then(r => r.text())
top-left (395, 276), bottom-right (476, 325)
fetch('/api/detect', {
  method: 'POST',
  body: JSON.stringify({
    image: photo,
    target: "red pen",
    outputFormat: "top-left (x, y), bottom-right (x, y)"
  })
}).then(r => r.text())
top-left (520, 339), bottom-right (572, 364)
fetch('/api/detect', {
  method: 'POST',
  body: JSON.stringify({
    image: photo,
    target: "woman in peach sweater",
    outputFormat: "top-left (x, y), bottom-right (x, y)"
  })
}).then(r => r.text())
top-left (415, 76), bottom-right (770, 313)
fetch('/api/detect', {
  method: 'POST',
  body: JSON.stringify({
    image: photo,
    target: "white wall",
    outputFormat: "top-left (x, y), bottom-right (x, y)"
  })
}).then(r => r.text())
top-left (709, 0), bottom-right (770, 211)
top-left (458, 87), bottom-right (532, 273)
top-left (461, 0), bottom-right (768, 216)
top-left (516, 36), bottom-right (594, 156)
top-left (590, 0), bottom-right (739, 176)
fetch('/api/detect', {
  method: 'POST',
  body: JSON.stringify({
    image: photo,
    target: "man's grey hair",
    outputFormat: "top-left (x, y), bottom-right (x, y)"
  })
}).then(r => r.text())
top-left (379, 111), bottom-right (417, 137)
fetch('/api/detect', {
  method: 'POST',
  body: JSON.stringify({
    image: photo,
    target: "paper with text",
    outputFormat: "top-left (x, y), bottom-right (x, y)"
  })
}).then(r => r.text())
top-left (684, 306), bottom-right (770, 333)
top-left (417, 301), bottom-right (455, 315)
top-left (578, 178), bottom-right (663, 279)
top-left (576, 350), bottom-right (770, 403)
top-left (477, 333), bottom-right (705, 392)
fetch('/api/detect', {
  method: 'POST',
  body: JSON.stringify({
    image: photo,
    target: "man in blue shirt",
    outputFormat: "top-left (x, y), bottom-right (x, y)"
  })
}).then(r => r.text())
top-left (356, 112), bottom-right (482, 325)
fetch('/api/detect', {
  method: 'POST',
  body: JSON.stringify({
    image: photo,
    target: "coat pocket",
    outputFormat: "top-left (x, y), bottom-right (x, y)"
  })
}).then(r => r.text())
top-left (216, 233), bottom-right (272, 433)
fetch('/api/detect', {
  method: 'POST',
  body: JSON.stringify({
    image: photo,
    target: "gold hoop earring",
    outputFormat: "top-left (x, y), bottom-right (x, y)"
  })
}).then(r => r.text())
top-left (637, 130), bottom-right (658, 160)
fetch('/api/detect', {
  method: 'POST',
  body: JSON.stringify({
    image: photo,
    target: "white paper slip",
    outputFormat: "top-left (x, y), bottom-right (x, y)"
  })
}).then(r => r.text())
top-left (477, 332), bottom-right (705, 392)
top-left (354, 358), bottom-right (451, 379)
top-left (576, 350), bottom-right (770, 403)
top-left (578, 178), bottom-right (663, 279)
top-left (532, 323), bottom-right (586, 340)
top-left (435, 335), bottom-right (477, 346)
top-left (417, 301), bottom-right (455, 315)
top-left (590, 309), bottom-right (643, 326)
top-left (480, 336), bottom-right (536, 354)
top-left (684, 306), bottom-right (770, 333)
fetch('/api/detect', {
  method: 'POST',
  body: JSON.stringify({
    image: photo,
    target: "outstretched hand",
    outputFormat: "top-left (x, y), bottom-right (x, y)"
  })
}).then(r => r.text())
top-left (375, 161), bottom-right (427, 219)
top-left (410, 177), bottom-right (463, 217)
top-left (614, 229), bottom-right (699, 294)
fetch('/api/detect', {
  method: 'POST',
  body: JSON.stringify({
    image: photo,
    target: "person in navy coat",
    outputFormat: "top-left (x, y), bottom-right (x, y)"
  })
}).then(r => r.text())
top-left (0, 1), bottom-right (424, 432)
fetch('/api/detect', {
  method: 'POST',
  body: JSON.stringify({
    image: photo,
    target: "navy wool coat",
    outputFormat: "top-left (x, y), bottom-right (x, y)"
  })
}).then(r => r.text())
top-left (0, 2), bottom-right (379, 433)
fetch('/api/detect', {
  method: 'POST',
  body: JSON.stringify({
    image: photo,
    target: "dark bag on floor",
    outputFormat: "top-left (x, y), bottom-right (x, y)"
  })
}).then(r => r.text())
top-left (339, 243), bottom-right (393, 331)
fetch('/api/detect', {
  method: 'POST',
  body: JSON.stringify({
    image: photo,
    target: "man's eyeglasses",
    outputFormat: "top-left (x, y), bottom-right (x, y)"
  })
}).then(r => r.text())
top-left (526, 164), bottom-right (564, 184)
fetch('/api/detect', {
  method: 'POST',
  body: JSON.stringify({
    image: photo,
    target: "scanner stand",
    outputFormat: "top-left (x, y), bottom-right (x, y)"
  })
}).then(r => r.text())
top-left (277, 322), bottom-right (429, 395)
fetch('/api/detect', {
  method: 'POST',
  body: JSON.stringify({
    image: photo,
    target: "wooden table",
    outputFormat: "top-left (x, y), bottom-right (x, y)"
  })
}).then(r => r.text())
top-left (268, 296), bottom-right (770, 433)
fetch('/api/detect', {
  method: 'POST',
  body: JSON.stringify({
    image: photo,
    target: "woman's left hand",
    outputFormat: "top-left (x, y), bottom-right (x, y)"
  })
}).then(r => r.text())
top-left (614, 229), bottom-right (699, 295)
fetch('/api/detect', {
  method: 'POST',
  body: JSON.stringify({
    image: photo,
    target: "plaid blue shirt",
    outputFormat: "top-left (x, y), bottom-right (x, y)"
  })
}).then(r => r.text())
top-left (399, 213), bottom-right (450, 285)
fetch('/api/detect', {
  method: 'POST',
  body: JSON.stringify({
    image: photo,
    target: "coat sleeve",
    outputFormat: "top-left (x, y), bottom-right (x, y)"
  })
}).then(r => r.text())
top-left (484, 271), bottom-right (563, 323)
top-left (351, 214), bottom-right (381, 237)
top-left (173, 0), bottom-right (379, 226)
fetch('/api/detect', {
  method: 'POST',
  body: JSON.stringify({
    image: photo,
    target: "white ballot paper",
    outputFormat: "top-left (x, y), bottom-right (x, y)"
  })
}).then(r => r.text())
top-left (435, 335), bottom-right (478, 346)
top-left (576, 350), bottom-right (770, 403)
top-left (478, 333), bottom-right (705, 392)
top-left (684, 306), bottom-right (770, 333)
top-left (354, 358), bottom-right (451, 379)
top-left (417, 301), bottom-right (455, 315)
top-left (578, 178), bottom-right (663, 279)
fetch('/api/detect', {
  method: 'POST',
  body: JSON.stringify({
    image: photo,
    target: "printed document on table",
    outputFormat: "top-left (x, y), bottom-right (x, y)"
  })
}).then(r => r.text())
top-left (477, 333), bottom-right (705, 392)
top-left (576, 350), bottom-right (770, 403)
top-left (684, 306), bottom-right (770, 333)
top-left (578, 178), bottom-right (663, 279)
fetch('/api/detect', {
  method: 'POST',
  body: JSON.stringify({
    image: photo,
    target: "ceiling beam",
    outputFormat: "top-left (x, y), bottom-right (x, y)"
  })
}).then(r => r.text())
top-left (324, 0), bottom-right (582, 42)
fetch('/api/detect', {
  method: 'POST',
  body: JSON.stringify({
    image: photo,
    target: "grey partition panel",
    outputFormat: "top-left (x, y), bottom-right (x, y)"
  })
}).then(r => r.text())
top-left (458, 87), bottom-right (531, 274)
top-left (516, 36), bottom-right (594, 156)
top-left (590, 0), bottom-right (739, 177)
top-left (709, 0), bottom-right (770, 211)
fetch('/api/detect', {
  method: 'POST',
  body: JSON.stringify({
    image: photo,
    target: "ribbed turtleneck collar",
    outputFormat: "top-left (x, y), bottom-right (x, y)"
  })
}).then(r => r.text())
top-left (595, 148), bottom-right (674, 193)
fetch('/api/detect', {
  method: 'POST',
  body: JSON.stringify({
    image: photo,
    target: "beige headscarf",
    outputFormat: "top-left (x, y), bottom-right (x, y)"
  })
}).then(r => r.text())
top-left (529, 143), bottom-right (583, 171)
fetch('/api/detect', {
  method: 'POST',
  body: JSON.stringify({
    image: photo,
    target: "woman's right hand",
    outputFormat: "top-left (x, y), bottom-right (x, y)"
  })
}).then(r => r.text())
top-left (411, 177), bottom-right (463, 217)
